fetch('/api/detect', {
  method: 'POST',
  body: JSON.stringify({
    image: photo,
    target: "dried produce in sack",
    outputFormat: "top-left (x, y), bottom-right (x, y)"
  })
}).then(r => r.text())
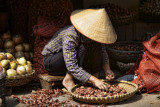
top-left (32, 0), bottom-right (73, 81)
top-left (131, 33), bottom-right (160, 93)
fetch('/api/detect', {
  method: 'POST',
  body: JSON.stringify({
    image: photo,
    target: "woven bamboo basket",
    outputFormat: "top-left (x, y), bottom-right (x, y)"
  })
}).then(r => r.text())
top-left (89, 3), bottom-right (136, 26)
top-left (116, 61), bottom-right (135, 72)
top-left (111, 14), bottom-right (136, 26)
top-left (6, 70), bottom-right (35, 87)
top-left (0, 72), bottom-right (6, 107)
top-left (106, 41), bottom-right (143, 63)
top-left (70, 80), bottom-right (138, 104)
top-left (139, 13), bottom-right (160, 23)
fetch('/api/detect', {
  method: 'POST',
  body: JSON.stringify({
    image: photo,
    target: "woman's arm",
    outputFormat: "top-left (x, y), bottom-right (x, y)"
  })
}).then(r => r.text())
top-left (102, 44), bottom-right (115, 80)
top-left (62, 33), bottom-right (108, 89)
top-left (62, 33), bottom-right (91, 83)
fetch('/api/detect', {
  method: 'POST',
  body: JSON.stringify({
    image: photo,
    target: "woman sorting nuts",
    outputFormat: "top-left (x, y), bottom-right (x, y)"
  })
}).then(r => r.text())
top-left (42, 8), bottom-right (117, 91)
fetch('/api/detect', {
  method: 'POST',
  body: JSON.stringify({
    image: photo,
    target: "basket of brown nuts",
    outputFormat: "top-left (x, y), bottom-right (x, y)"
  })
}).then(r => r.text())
top-left (90, 3), bottom-right (136, 26)
top-left (106, 41), bottom-right (143, 63)
top-left (70, 80), bottom-right (138, 104)
top-left (139, 0), bottom-right (160, 23)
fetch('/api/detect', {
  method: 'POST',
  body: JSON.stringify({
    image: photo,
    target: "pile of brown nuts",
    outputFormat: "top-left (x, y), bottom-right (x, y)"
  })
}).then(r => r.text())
top-left (91, 3), bottom-right (135, 18)
top-left (106, 74), bottom-right (114, 80)
top-left (112, 44), bottom-right (142, 51)
top-left (12, 89), bottom-right (67, 107)
top-left (11, 88), bottom-right (120, 106)
top-left (74, 84), bottom-right (127, 97)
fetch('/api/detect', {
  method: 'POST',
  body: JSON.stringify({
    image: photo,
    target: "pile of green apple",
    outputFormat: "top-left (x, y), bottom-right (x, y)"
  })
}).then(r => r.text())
top-left (0, 52), bottom-right (33, 78)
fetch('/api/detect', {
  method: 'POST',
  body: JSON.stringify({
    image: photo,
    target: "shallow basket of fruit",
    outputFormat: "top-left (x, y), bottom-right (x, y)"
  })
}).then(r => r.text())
top-left (106, 41), bottom-right (143, 63)
top-left (5, 70), bottom-right (35, 87)
top-left (0, 52), bottom-right (35, 87)
top-left (70, 80), bottom-right (138, 104)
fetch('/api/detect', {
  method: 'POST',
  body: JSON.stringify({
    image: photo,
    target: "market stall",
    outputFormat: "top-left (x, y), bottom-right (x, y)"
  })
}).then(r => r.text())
top-left (0, 0), bottom-right (160, 107)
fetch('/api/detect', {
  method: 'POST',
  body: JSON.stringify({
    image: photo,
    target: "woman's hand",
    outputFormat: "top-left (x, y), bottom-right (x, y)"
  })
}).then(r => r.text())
top-left (103, 64), bottom-right (115, 80)
top-left (88, 76), bottom-right (107, 90)
top-left (105, 69), bottom-right (115, 80)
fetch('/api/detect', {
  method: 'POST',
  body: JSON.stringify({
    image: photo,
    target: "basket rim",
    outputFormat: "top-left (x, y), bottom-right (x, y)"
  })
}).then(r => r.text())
top-left (106, 41), bottom-right (143, 54)
top-left (70, 80), bottom-right (138, 103)
top-left (111, 13), bottom-right (136, 19)
top-left (6, 70), bottom-right (35, 79)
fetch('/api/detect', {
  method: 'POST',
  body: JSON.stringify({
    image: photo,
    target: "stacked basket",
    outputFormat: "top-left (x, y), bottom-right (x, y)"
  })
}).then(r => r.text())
top-left (90, 3), bottom-right (136, 26)
top-left (106, 41), bottom-right (143, 72)
top-left (139, 0), bottom-right (160, 23)
top-left (0, 69), bottom-right (6, 107)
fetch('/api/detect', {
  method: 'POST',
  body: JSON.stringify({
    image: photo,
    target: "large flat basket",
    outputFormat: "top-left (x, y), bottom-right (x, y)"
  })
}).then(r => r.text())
top-left (70, 80), bottom-right (138, 104)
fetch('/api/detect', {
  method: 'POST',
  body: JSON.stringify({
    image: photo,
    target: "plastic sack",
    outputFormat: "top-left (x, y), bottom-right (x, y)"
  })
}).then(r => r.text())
top-left (132, 32), bottom-right (160, 93)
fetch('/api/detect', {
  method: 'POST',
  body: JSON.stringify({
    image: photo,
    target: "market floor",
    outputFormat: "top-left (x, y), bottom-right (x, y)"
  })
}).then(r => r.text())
top-left (5, 82), bottom-right (160, 107)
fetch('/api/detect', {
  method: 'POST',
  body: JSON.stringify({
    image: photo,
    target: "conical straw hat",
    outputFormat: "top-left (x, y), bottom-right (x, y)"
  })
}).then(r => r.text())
top-left (70, 8), bottom-right (117, 44)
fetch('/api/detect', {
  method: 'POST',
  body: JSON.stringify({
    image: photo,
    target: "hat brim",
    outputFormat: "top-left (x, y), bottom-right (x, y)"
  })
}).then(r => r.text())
top-left (70, 9), bottom-right (117, 44)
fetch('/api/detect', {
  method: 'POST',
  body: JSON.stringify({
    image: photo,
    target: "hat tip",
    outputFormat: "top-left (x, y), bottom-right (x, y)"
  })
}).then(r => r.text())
top-left (97, 8), bottom-right (106, 13)
top-left (99, 8), bottom-right (105, 11)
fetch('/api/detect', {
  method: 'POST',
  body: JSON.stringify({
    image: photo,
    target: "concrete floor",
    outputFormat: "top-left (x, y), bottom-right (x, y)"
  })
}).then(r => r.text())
top-left (3, 67), bottom-right (160, 107)
top-left (4, 82), bottom-right (160, 107)
top-left (6, 93), bottom-right (160, 107)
